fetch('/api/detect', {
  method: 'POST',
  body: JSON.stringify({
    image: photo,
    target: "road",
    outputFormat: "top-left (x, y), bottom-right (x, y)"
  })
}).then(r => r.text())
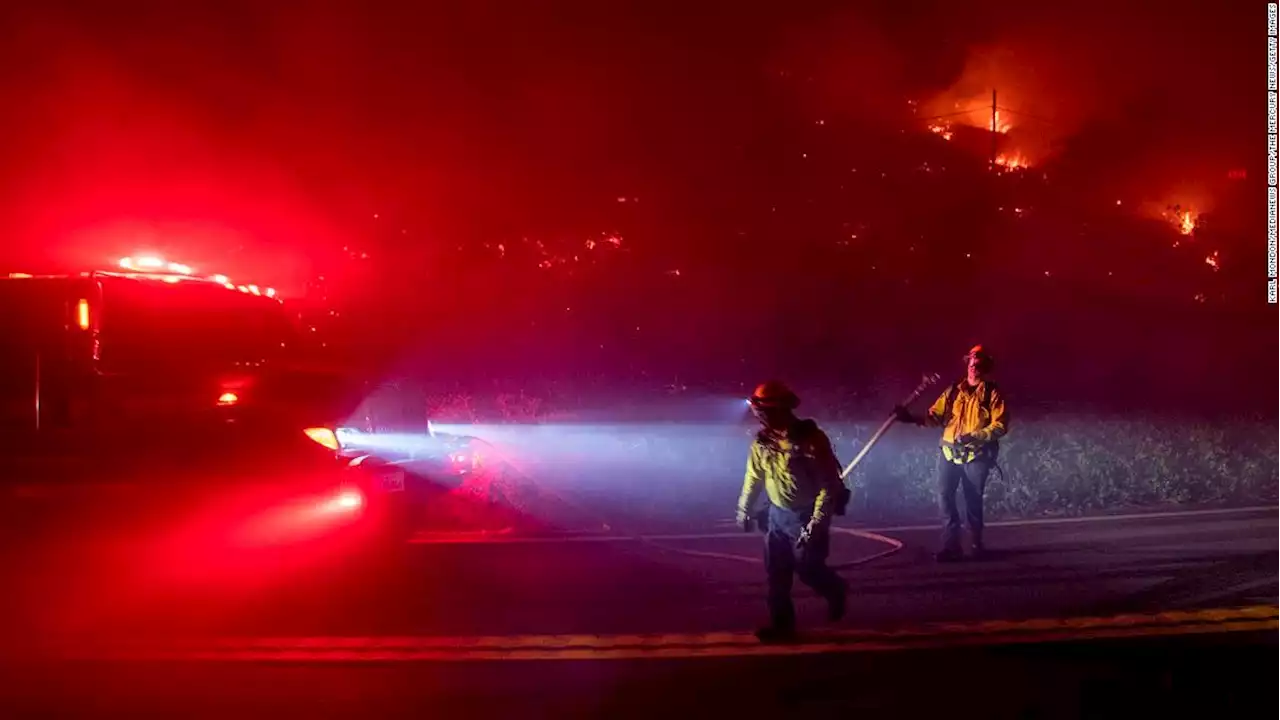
top-left (0, 505), bottom-right (1275, 715)
top-left (4, 505), bottom-right (1275, 644)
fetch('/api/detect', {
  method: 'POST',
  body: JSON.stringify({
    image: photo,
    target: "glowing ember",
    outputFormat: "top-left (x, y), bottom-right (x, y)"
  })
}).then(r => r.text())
top-left (1205, 252), bottom-right (1220, 271)
top-left (994, 152), bottom-right (1030, 170)
top-left (927, 122), bottom-right (954, 141)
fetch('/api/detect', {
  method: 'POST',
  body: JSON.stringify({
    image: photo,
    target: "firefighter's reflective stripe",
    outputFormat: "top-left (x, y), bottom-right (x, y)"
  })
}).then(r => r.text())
top-left (941, 443), bottom-right (979, 464)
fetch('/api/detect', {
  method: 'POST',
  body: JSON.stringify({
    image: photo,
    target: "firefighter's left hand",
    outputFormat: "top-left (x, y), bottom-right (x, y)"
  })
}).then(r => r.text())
top-left (956, 433), bottom-right (978, 446)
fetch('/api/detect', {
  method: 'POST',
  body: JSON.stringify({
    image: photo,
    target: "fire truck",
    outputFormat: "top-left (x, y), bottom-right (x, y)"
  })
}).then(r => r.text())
top-left (0, 257), bottom-right (412, 554)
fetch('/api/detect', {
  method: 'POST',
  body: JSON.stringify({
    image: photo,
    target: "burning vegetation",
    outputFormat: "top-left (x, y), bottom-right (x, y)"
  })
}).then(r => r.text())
top-left (921, 100), bottom-right (1032, 171)
top-left (994, 152), bottom-right (1030, 171)
top-left (1163, 204), bottom-right (1198, 236)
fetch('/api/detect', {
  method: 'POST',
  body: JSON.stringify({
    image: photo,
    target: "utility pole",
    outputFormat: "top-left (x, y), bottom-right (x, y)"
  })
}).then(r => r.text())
top-left (990, 88), bottom-right (998, 171)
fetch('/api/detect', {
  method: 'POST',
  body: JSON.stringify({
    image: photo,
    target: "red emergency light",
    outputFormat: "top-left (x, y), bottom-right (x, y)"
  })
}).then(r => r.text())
top-left (115, 255), bottom-right (279, 301)
top-left (118, 255), bottom-right (192, 275)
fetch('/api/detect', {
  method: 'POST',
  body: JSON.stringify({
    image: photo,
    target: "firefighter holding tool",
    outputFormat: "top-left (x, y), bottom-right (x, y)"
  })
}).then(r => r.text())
top-left (737, 381), bottom-right (848, 643)
top-left (895, 345), bottom-right (1009, 562)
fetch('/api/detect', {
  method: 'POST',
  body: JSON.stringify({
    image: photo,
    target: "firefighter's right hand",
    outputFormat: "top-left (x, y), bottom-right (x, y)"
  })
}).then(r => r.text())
top-left (892, 405), bottom-right (915, 424)
top-left (736, 509), bottom-right (752, 532)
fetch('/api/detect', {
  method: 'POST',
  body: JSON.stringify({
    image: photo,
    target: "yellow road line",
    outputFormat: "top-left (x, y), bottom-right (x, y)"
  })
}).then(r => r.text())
top-left (58, 606), bottom-right (1277, 662)
top-left (69, 619), bottom-right (1277, 662)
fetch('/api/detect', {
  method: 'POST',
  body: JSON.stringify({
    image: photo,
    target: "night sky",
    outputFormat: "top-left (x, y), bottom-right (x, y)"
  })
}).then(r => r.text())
top-left (0, 2), bottom-right (1270, 413)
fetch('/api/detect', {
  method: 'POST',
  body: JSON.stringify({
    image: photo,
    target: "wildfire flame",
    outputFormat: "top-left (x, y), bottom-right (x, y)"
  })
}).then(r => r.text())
top-left (1177, 211), bottom-right (1196, 236)
top-left (994, 152), bottom-right (1030, 170)
top-left (926, 103), bottom-right (1013, 141)
top-left (945, 100), bottom-right (1014, 134)
top-left (926, 104), bottom-right (1012, 141)
top-left (927, 122), bottom-right (954, 141)
top-left (1156, 204), bottom-right (1202, 239)
top-left (990, 109), bottom-right (1012, 134)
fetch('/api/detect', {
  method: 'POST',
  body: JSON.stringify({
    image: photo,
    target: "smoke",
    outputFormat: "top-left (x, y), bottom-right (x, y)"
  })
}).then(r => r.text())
top-left (909, 2), bottom-right (1253, 238)
top-left (927, 3), bottom-right (1252, 168)
top-left (768, 8), bottom-right (912, 123)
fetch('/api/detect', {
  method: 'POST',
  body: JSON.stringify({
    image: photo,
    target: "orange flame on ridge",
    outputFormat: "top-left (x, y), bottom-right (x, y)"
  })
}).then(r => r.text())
top-left (1177, 211), bottom-right (1196, 236)
top-left (927, 122), bottom-right (954, 141)
top-left (990, 109), bottom-right (1012, 134)
top-left (995, 152), bottom-right (1030, 170)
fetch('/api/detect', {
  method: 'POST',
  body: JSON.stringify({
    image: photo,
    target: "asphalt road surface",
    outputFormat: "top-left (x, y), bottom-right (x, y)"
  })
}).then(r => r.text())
top-left (3, 504), bottom-right (1274, 642)
top-left (1, 505), bottom-right (1275, 716)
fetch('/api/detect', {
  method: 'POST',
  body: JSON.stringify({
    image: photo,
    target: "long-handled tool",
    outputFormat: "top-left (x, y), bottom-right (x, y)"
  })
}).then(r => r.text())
top-left (742, 373), bottom-right (942, 535)
top-left (839, 373), bottom-right (942, 481)
top-left (795, 374), bottom-right (943, 548)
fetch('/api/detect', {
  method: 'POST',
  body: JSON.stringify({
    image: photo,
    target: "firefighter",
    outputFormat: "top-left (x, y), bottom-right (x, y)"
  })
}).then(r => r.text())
top-left (895, 345), bottom-right (1009, 561)
top-left (737, 381), bottom-right (848, 642)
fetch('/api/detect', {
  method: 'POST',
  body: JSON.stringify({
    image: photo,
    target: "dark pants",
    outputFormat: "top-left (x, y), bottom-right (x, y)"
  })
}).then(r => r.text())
top-left (764, 504), bottom-right (847, 630)
top-left (938, 453), bottom-right (992, 552)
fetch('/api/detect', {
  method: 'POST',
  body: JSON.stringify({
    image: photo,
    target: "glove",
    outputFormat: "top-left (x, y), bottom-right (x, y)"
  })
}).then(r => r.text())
top-left (736, 508), bottom-right (752, 532)
top-left (892, 405), bottom-right (916, 424)
top-left (955, 433), bottom-right (978, 446)
top-left (796, 519), bottom-right (822, 549)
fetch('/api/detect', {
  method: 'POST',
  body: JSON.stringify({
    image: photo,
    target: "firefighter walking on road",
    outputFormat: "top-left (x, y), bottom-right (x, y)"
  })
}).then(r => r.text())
top-left (895, 346), bottom-right (1009, 562)
top-left (737, 381), bottom-right (848, 643)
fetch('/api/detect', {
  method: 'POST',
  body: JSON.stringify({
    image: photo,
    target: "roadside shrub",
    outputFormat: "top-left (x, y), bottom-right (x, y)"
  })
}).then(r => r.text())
top-left (408, 390), bottom-right (1277, 523)
top-left (833, 418), bottom-right (1278, 521)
